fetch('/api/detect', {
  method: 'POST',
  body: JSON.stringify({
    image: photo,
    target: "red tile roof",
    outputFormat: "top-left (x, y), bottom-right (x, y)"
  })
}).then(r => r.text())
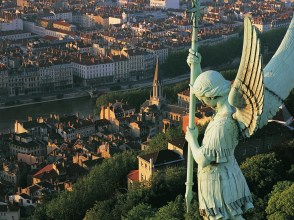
top-left (53, 21), bottom-right (74, 27)
top-left (33, 164), bottom-right (53, 177)
top-left (127, 170), bottom-right (139, 182)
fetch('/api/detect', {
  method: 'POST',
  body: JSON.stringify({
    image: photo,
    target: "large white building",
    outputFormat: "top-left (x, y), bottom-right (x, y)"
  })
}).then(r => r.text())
top-left (72, 12), bottom-right (96, 28)
top-left (112, 54), bottom-right (130, 82)
top-left (72, 55), bottom-right (115, 86)
top-left (138, 43), bottom-right (168, 65)
top-left (109, 12), bottom-right (127, 26)
top-left (150, 0), bottom-right (179, 9)
top-left (122, 49), bottom-right (145, 80)
top-left (0, 18), bottom-right (23, 31)
top-left (51, 10), bottom-right (73, 23)
top-left (0, 30), bottom-right (33, 40)
top-left (38, 60), bottom-right (73, 91)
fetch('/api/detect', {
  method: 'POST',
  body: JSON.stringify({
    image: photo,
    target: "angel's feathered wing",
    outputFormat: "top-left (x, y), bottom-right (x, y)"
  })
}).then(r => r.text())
top-left (258, 17), bottom-right (294, 129)
top-left (228, 17), bottom-right (264, 138)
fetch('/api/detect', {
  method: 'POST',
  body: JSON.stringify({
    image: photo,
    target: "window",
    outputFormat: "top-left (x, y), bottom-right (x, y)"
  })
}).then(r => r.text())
top-left (242, 138), bottom-right (248, 143)
top-left (255, 146), bottom-right (259, 153)
top-left (145, 164), bottom-right (147, 169)
top-left (141, 173), bottom-right (143, 181)
top-left (267, 134), bottom-right (273, 138)
top-left (141, 161), bottom-right (143, 167)
top-left (268, 143), bottom-right (272, 149)
top-left (242, 149), bottom-right (246, 155)
top-left (256, 136), bottom-right (261, 140)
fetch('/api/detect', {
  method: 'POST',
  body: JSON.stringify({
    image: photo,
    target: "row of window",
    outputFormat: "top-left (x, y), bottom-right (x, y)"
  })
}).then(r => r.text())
top-left (243, 132), bottom-right (283, 143)
top-left (141, 161), bottom-right (151, 171)
top-left (242, 144), bottom-right (272, 155)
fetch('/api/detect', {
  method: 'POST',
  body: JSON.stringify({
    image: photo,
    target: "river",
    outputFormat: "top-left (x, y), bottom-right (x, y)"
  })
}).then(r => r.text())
top-left (0, 97), bottom-right (98, 133)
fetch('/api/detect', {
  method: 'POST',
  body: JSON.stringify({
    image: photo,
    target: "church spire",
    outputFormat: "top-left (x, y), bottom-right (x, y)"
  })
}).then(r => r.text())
top-left (152, 57), bottom-right (163, 100)
top-left (153, 57), bottom-right (161, 84)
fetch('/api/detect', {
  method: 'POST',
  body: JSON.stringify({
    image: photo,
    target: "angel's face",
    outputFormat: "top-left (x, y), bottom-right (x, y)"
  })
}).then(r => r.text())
top-left (198, 96), bottom-right (218, 109)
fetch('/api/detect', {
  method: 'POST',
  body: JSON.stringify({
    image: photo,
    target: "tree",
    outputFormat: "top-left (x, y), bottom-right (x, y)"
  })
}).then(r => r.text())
top-left (184, 192), bottom-right (202, 220)
top-left (242, 193), bottom-right (267, 220)
top-left (30, 152), bottom-right (138, 220)
top-left (269, 138), bottom-right (294, 172)
top-left (147, 132), bottom-right (168, 152)
top-left (162, 50), bottom-right (189, 78)
top-left (122, 203), bottom-right (157, 220)
top-left (284, 88), bottom-right (294, 116)
top-left (83, 198), bottom-right (118, 220)
top-left (147, 123), bottom-right (184, 152)
top-left (152, 195), bottom-right (186, 220)
top-left (219, 69), bottom-right (238, 81)
top-left (240, 153), bottom-right (283, 198)
top-left (287, 165), bottom-right (294, 181)
top-left (266, 181), bottom-right (294, 220)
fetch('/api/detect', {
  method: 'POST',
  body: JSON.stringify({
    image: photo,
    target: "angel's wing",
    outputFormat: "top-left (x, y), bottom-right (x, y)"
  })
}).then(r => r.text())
top-left (258, 17), bottom-right (294, 129)
top-left (228, 17), bottom-right (264, 138)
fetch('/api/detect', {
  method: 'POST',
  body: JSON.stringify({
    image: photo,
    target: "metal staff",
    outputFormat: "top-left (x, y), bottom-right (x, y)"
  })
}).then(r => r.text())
top-left (185, 0), bottom-right (205, 212)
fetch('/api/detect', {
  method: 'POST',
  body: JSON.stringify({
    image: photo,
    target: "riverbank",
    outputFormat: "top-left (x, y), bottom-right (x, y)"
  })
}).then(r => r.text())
top-left (0, 73), bottom-right (191, 110)
top-left (0, 91), bottom-right (89, 109)
top-left (0, 96), bottom-right (97, 133)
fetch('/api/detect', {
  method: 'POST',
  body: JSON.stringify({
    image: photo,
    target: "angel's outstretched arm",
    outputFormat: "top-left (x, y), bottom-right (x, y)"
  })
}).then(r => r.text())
top-left (185, 126), bottom-right (211, 168)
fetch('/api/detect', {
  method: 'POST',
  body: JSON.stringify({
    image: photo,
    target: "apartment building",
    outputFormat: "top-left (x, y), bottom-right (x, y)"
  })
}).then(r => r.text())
top-left (138, 42), bottom-right (168, 65)
top-left (38, 59), bottom-right (73, 92)
top-left (122, 49), bottom-right (144, 80)
top-left (111, 54), bottom-right (130, 82)
top-left (0, 18), bottom-right (23, 31)
top-left (72, 55), bottom-right (114, 86)
top-left (0, 63), bottom-right (8, 96)
top-left (9, 133), bottom-right (47, 158)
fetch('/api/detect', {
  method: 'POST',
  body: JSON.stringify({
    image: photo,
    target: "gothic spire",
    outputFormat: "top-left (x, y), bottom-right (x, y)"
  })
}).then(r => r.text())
top-left (153, 57), bottom-right (161, 84)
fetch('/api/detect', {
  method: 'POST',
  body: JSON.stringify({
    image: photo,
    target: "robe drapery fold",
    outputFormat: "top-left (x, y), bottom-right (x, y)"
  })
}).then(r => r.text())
top-left (197, 114), bottom-right (253, 219)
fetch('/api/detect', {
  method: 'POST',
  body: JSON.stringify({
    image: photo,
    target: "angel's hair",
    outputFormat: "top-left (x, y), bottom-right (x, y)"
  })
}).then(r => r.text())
top-left (192, 70), bottom-right (231, 98)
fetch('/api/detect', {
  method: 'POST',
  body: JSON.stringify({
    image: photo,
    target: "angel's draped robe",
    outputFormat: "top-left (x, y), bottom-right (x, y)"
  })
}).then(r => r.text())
top-left (197, 113), bottom-right (254, 219)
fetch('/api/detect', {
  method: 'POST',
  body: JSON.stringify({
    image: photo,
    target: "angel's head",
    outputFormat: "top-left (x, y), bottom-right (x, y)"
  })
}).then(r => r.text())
top-left (191, 70), bottom-right (231, 110)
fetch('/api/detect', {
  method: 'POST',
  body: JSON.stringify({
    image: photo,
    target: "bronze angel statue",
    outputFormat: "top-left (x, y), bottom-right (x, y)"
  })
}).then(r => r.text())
top-left (185, 17), bottom-right (294, 220)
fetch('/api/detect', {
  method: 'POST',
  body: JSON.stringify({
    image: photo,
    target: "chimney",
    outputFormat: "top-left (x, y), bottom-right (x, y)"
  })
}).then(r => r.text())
top-left (150, 158), bottom-right (153, 175)
top-left (101, 106), bottom-right (105, 119)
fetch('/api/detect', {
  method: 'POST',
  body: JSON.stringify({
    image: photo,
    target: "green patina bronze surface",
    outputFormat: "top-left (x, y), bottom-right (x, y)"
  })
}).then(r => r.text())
top-left (185, 13), bottom-right (294, 220)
